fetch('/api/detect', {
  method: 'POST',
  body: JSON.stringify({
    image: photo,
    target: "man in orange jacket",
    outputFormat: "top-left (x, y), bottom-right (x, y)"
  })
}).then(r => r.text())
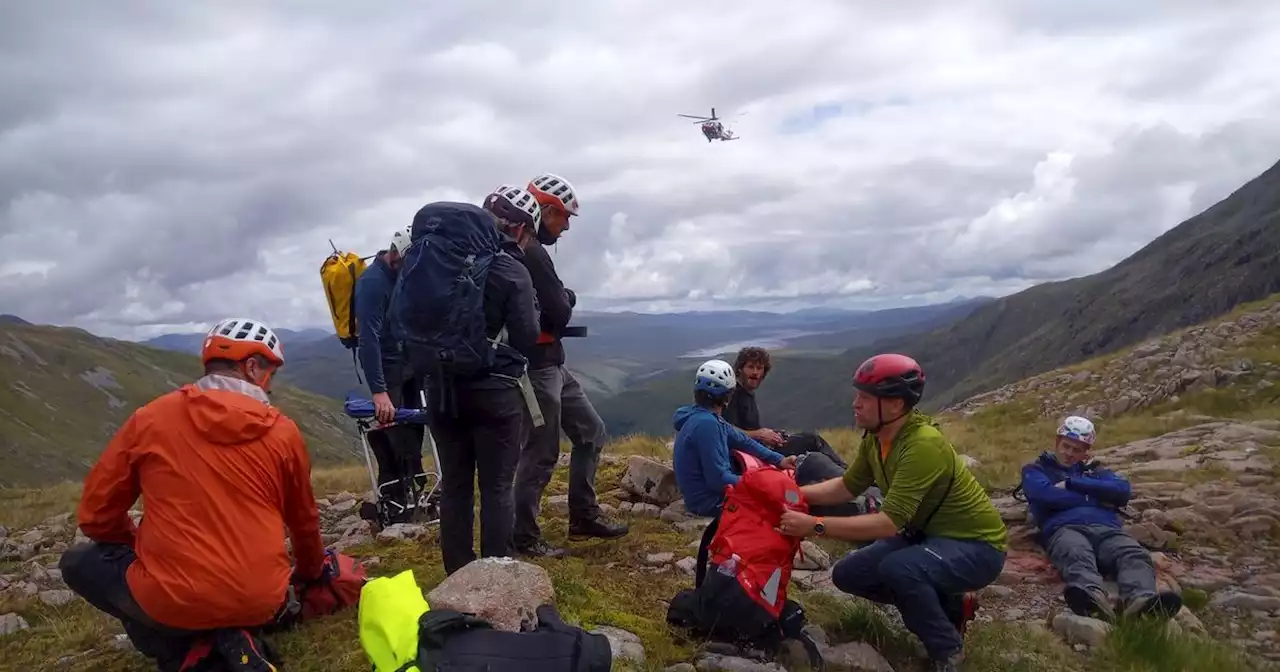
top-left (59, 317), bottom-right (327, 671)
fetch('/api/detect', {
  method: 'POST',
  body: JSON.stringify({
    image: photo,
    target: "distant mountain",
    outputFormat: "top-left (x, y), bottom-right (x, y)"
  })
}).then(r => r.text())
top-left (596, 157), bottom-right (1280, 437)
top-left (214, 299), bottom-right (990, 403)
top-left (0, 321), bottom-right (358, 488)
top-left (140, 327), bottom-right (331, 355)
top-left (0, 314), bottom-right (31, 325)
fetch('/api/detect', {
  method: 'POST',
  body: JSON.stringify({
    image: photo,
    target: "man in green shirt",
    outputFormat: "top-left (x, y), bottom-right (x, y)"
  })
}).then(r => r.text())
top-left (777, 353), bottom-right (1007, 672)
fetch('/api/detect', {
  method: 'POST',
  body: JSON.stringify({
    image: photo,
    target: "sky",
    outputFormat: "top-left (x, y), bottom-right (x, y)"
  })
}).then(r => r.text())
top-left (3, 1), bottom-right (1280, 340)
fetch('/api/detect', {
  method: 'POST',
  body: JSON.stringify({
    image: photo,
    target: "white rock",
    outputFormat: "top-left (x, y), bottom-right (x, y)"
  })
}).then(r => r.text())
top-left (592, 626), bottom-right (645, 665)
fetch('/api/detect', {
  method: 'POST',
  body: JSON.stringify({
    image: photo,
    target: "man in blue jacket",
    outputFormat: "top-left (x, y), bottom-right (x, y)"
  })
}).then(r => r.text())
top-left (355, 226), bottom-right (425, 524)
top-left (1019, 416), bottom-right (1182, 622)
top-left (672, 359), bottom-right (797, 518)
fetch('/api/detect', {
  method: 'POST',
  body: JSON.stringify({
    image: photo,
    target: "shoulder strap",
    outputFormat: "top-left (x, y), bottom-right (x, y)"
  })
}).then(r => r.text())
top-left (907, 447), bottom-right (957, 536)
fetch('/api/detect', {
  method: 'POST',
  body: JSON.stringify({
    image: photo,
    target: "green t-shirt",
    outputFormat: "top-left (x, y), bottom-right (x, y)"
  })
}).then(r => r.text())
top-left (842, 410), bottom-right (1007, 552)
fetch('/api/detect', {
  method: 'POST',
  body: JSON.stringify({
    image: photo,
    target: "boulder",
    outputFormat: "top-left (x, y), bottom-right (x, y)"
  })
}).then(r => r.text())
top-left (426, 557), bottom-right (555, 632)
top-left (620, 456), bottom-right (681, 505)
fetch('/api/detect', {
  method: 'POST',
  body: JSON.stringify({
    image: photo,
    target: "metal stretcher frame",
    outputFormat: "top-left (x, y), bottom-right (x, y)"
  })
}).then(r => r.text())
top-left (342, 391), bottom-right (441, 527)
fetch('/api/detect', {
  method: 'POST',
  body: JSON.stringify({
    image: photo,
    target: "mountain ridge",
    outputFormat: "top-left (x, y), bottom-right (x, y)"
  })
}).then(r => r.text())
top-left (595, 157), bottom-right (1280, 436)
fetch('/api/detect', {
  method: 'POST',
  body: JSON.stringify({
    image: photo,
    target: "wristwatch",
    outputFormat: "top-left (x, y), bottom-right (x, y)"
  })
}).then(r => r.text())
top-left (813, 517), bottom-right (826, 536)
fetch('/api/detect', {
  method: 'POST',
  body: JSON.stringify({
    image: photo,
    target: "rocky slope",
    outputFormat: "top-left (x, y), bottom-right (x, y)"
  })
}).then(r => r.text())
top-left (944, 294), bottom-right (1280, 420)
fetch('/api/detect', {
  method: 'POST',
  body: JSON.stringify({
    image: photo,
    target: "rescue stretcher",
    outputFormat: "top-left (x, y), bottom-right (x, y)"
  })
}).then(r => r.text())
top-left (342, 392), bottom-right (441, 528)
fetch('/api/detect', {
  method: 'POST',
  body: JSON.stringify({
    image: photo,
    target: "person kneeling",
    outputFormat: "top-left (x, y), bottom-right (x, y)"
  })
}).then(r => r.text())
top-left (59, 319), bottom-right (326, 671)
top-left (776, 354), bottom-right (1007, 672)
top-left (1020, 416), bottom-right (1182, 622)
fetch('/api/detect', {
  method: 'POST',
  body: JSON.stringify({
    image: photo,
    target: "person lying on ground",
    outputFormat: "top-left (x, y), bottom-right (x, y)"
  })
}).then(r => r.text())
top-left (775, 353), bottom-right (1007, 672)
top-left (1020, 415), bottom-right (1183, 622)
top-left (672, 358), bottom-right (797, 519)
top-left (407, 190), bottom-right (542, 576)
top-left (356, 226), bottom-right (426, 524)
top-left (60, 318), bottom-right (326, 672)
top-left (512, 172), bottom-right (628, 560)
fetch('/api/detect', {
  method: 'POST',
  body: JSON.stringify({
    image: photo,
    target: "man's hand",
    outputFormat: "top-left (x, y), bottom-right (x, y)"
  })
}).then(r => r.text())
top-left (751, 428), bottom-right (785, 447)
top-left (776, 510), bottom-right (817, 537)
top-left (778, 455), bottom-right (798, 470)
top-left (372, 392), bottom-right (396, 424)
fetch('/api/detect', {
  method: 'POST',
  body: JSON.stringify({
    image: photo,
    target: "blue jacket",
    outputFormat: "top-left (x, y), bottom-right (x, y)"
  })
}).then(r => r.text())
top-left (354, 253), bottom-right (401, 394)
top-left (1020, 451), bottom-right (1132, 543)
top-left (672, 404), bottom-right (784, 517)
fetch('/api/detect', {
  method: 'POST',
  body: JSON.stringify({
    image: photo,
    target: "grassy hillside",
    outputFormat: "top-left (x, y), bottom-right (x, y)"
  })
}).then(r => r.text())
top-left (598, 157), bottom-right (1280, 435)
top-left (0, 322), bottom-right (359, 488)
top-left (3, 308), bottom-right (1277, 670)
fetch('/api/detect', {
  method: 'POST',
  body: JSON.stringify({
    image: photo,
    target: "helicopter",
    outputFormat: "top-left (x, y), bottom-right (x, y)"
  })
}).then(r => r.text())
top-left (677, 107), bottom-right (740, 142)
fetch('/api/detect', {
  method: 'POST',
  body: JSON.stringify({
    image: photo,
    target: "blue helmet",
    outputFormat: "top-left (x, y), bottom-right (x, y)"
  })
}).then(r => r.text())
top-left (695, 359), bottom-right (736, 397)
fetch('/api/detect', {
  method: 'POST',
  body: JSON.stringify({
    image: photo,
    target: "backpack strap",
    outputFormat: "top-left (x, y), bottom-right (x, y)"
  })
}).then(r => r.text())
top-left (901, 448), bottom-right (957, 541)
top-left (694, 511), bottom-right (722, 589)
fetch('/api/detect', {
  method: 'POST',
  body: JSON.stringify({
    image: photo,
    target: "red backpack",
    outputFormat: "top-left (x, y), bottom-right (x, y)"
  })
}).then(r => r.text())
top-left (295, 550), bottom-right (368, 620)
top-left (667, 454), bottom-right (823, 669)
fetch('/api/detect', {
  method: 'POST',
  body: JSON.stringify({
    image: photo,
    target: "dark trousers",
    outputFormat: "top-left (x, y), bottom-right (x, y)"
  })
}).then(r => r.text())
top-left (60, 543), bottom-right (199, 672)
top-left (831, 535), bottom-right (1006, 660)
top-left (368, 364), bottom-right (427, 517)
top-left (429, 385), bottom-right (525, 575)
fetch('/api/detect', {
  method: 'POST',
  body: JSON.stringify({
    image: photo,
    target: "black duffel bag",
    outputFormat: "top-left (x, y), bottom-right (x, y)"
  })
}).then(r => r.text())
top-left (409, 604), bottom-right (612, 672)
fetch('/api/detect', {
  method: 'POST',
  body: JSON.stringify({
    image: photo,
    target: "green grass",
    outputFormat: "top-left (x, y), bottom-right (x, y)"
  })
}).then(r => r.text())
top-left (1095, 618), bottom-right (1257, 672)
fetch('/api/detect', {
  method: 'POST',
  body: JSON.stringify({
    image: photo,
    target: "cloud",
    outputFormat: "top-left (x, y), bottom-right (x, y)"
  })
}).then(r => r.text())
top-left (2, 0), bottom-right (1280, 339)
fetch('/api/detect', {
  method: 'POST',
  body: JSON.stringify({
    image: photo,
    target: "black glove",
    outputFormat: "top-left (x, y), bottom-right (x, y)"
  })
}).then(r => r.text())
top-left (565, 288), bottom-right (577, 307)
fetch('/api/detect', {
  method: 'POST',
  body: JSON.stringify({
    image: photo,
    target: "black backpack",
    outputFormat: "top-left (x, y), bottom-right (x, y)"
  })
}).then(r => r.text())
top-left (408, 604), bottom-right (613, 672)
top-left (389, 201), bottom-right (503, 385)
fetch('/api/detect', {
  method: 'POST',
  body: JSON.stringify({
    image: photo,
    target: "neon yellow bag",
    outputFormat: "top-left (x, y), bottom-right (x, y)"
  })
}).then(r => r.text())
top-left (358, 569), bottom-right (430, 672)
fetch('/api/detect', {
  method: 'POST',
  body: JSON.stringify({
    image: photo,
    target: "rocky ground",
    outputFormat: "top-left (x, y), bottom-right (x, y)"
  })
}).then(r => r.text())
top-left (4, 427), bottom-right (1279, 670)
top-left (944, 298), bottom-right (1280, 420)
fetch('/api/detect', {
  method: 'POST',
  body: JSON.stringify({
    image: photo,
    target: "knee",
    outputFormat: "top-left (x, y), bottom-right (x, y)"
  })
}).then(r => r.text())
top-left (58, 542), bottom-right (103, 594)
top-left (831, 550), bottom-right (884, 595)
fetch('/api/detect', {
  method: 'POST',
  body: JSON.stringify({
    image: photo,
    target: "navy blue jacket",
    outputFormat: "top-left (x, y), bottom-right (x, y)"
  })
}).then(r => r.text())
top-left (1020, 451), bottom-right (1132, 543)
top-left (354, 252), bottom-right (400, 394)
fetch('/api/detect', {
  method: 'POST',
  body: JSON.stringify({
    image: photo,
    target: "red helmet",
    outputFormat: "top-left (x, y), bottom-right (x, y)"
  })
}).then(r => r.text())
top-left (853, 353), bottom-right (925, 406)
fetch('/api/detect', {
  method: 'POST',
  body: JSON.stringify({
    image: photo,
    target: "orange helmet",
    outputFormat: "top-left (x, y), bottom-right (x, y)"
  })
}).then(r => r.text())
top-left (201, 318), bottom-right (285, 367)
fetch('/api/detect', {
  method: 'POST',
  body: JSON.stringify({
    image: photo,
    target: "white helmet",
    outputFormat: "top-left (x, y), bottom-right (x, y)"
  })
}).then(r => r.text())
top-left (484, 184), bottom-right (542, 232)
top-left (201, 317), bottom-right (285, 366)
top-left (1057, 416), bottom-right (1096, 445)
top-left (528, 173), bottom-right (580, 216)
top-left (695, 359), bottom-right (736, 397)
top-left (389, 225), bottom-right (412, 255)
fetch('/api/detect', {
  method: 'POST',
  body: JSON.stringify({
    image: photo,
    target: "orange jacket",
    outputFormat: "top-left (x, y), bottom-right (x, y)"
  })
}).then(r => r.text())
top-left (76, 374), bottom-right (326, 630)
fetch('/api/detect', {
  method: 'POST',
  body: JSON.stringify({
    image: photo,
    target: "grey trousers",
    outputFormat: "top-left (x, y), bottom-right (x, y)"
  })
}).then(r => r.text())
top-left (1046, 523), bottom-right (1157, 602)
top-left (513, 365), bottom-right (607, 544)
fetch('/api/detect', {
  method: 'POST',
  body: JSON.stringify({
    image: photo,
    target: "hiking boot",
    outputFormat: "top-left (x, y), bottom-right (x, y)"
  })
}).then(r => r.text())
top-left (1122, 591), bottom-right (1183, 620)
top-left (1064, 585), bottom-right (1116, 622)
top-left (930, 651), bottom-right (966, 672)
top-left (515, 538), bottom-right (569, 559)
top-left (568, 516), bottom-right (630, 540)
